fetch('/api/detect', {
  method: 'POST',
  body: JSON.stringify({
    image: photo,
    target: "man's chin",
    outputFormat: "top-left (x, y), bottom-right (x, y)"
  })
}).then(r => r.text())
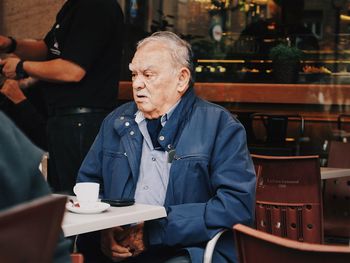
top-left (136, 103), bottom-right (151, 113)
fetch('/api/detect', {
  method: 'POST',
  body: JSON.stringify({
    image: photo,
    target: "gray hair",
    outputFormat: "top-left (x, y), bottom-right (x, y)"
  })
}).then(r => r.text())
top-left (136, 31), bottom-right (195, 88)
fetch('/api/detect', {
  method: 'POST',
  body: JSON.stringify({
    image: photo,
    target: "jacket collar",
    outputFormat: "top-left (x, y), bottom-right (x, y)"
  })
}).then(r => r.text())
top-left (113, 87), bottom-right (197, 143)
top-left (157, 87), bottom-right (197, 151)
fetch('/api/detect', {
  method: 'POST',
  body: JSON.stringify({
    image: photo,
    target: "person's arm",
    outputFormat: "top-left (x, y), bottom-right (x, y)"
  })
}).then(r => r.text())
top-left (0, 36), bottom-right (48, 61)
top-left (146, 119), bottom-right (256, 247)
top-left (0, 79), bottom-right (26, 104)
top-left (0, 57), bottom-right (85, 82)
top-left (0, 79), bottom-right (47, 150)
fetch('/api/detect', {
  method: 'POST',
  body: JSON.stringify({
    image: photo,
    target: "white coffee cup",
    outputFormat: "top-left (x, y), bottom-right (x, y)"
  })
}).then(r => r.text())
top-left (73, 182), bottom-right (100, 208)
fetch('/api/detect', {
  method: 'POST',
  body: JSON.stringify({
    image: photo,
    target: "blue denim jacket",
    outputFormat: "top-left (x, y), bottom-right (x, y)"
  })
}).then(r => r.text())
top-left (77, 88), bottom-right (256, 263)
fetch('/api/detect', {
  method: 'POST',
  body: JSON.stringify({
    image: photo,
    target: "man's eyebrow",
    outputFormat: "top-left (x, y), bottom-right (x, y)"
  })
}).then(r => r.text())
top-left (129, 64), bottom-right (157, 72)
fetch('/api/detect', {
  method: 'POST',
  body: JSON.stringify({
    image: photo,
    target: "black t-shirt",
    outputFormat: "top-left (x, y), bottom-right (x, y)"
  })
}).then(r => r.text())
top-left (43, 0), bottom-right (124, 110)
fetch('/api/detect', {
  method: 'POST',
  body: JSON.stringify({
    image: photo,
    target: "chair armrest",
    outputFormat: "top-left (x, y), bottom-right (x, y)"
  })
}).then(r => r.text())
top-left (71, 253), bottom-right (84, 263)
top-left (203, 229), bottom-right (227, 263)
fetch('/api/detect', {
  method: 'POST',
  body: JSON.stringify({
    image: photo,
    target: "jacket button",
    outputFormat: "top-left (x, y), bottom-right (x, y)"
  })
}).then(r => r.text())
top-left (130, 131), bottom-right (135, 135)
top-left (125, 122), bottom-right (130, 127)
top-left (159, 135), bottom-right (165, 141)
top-left (120, 116), bottom-right (125, 120)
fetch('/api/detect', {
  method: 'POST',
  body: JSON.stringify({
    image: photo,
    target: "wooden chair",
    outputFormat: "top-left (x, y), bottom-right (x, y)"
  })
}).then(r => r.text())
top-left (251, 154), bottom-right (323, 243)
top-left (0, 195), bottom-right (67, 263)
top-left (233, 224), bottom-right (350, 263)
top-left (324, 141), bottom-right (350, 243)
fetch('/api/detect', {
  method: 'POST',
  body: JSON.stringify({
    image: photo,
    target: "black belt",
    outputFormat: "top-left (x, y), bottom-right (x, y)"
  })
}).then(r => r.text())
top-left (49, 107), bottom-right (110, 116)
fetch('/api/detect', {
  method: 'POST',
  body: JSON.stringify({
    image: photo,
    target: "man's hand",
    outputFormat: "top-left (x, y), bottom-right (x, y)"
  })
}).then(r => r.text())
top-left (0, 57), bottom-right (20, 79)
top-left (120, 223), bottom-right (146, 257)
top-left (100, 223), bottom-right (147, 261)
top-left (0, 36), bottom-right (12, 53)
top-left (0, 79), bottom-right (26, 104)
top-left (100, 226), bottom-right (133, 262)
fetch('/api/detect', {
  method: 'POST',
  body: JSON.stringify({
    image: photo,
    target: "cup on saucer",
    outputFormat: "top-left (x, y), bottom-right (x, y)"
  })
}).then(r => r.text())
top-left (73, 182), bottom-right (99, 208)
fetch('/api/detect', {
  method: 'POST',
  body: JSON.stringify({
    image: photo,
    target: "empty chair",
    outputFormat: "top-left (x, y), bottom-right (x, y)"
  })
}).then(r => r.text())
top-left (249, 113), bottom-right (305, 156)
top-left (0, 195), bottom-right (67, 263)
top-left (324, 141), bottom-right (350, 243)
top-left (233, 223), bottom-right (350, 263)
top-left (251, 154), bottom-right (323, 243)
top-left (332, 114), bottom-right (350, 142)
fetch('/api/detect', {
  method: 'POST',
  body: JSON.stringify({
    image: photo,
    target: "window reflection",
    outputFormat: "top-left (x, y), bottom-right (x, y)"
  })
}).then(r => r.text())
top-left (121, 0), bottom-right (350, 85)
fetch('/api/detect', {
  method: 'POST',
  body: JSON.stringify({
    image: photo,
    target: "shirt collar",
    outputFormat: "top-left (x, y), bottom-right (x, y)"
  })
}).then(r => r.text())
top-left (135, 99), bottom-right (181, 127)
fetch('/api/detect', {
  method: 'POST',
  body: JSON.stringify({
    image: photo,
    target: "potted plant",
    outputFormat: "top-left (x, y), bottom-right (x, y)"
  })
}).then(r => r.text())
top-left (269, 43), bottom-right (303, 83)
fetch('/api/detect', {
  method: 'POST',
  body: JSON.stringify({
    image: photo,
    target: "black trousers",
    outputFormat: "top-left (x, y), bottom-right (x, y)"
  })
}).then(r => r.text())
top-left (47, 112), bottom-right (107, 193)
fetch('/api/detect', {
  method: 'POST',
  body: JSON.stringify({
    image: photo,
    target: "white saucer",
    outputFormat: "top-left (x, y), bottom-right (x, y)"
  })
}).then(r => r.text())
top-left (66, 201), bottom-right (110, 214)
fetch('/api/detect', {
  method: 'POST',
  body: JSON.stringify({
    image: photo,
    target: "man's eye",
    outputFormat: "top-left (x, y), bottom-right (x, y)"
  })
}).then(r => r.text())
top-left (131, 73), bottom-right (137, 79)
top-left (144, 73), bottom-right (154, 79)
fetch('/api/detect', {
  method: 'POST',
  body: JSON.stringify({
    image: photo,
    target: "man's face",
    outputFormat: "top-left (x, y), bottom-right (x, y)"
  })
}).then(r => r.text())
top-left (129, 42), bottom-right (186, 119)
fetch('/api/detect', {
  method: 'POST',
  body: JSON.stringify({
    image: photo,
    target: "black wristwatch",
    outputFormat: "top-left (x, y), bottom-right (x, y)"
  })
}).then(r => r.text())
top-left (6, 36), bottom-right (17, 53)
top-left (16, 60), bottom-right (29, 79)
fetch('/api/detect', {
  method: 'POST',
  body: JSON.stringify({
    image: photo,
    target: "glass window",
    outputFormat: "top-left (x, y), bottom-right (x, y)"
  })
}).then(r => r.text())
top-left (121, 0), bottom-right (350, 85)
top-left (119, 0), bottom-right (350, 161)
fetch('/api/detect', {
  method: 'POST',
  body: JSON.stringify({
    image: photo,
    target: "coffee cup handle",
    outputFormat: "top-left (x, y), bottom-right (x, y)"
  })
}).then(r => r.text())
top-left (73, 185), bottom-right (78, 195)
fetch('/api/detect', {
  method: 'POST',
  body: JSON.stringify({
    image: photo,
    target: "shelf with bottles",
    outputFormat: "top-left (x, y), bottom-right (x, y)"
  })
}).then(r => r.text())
top-left (195, 53), bottom-right (350, 84)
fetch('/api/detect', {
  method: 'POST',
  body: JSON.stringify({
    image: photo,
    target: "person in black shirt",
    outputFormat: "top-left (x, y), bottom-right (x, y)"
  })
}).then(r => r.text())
top-left (0, 0), bottom-right (124, 193)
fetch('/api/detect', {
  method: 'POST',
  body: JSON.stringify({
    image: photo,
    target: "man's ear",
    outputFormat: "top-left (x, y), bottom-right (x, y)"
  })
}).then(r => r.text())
top-left (177, 67), bottom-right (191, 93)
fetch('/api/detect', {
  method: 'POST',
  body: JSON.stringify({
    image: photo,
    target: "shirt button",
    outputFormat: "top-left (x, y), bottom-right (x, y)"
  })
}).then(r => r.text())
top-left (125, 122), bottom-right (130, 127)
top-left (152, 157), bottom-right (156, 161)
top-left (159, 135), bottom-right (165, 141)
top-left (120, 116), bottom-right (125, 120)
top-left (143, 186), bottom-right (149, 190)
top-left (130, 131), bottom-right (135, 135)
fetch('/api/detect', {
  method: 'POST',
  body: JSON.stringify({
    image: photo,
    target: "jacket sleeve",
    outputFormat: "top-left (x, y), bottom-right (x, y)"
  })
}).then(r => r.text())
top-left (146, 120), bottom-right (256, 247)
top-left (76, 117), bottom-right (106, 190)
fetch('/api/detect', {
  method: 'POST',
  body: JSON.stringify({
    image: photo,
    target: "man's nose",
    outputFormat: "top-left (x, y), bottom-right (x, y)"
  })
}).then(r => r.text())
top-left (132, 76), bottom-right (145, 90)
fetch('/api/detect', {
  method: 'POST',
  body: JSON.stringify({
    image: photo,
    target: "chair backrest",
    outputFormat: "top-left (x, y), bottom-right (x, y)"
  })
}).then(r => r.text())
top-left (333, 114), bottom-right (350, 142)
top-left (0, 195), bottom-right (67, 263)
top-left (251, 154), bottom-right (323, 243)
top-left (324, 141), bottom-right (350, 239)
top-left (250, 113), bottom-right (304, 144)
top-left (233, 224), bottom-right (350, 263)
top-left (249, 113), bottom-right (305, 156)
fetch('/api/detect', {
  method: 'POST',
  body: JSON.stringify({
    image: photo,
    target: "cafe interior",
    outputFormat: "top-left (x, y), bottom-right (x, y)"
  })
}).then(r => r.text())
top-left (1, 0), bottom-right (350, 262)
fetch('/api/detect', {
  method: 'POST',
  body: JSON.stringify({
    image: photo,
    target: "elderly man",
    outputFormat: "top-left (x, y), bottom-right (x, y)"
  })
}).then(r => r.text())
top-left (77, 31), bottom-right (256, 263)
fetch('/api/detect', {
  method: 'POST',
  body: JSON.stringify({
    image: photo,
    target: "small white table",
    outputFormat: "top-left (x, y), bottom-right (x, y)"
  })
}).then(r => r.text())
top-left (320, 167), bottom-right (350, 180)
top-left (62, 203), bottom-right (166, 237)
